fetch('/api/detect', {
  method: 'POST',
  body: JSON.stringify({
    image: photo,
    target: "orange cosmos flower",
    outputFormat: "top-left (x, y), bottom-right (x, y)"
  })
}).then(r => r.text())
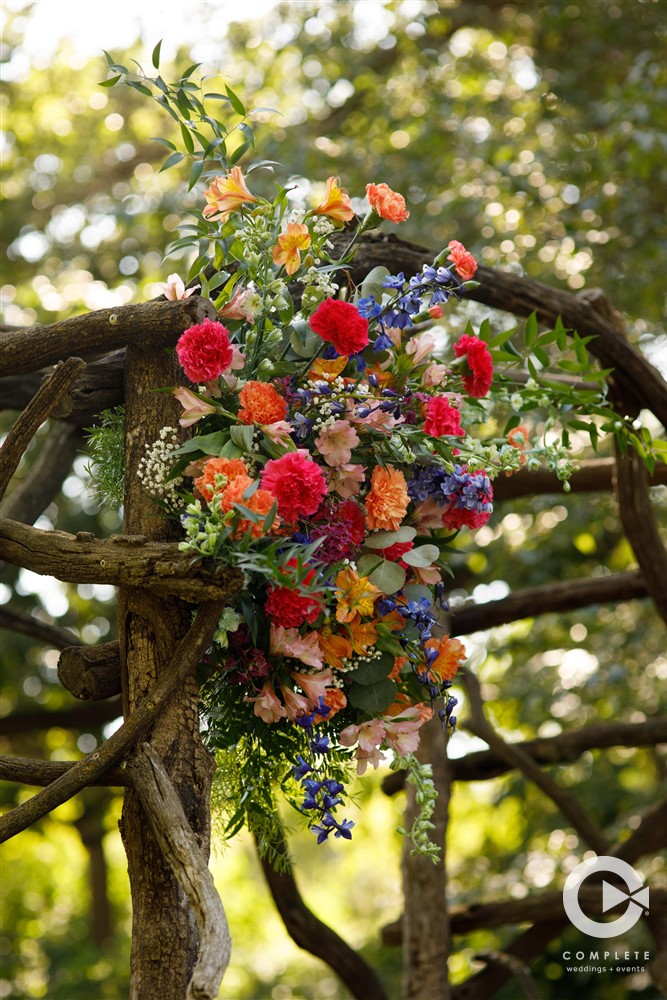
top-left (365, 465), bottom-right (409, 532)
top-left (335, 567), bottom-right (382, 624)
top-left (313, 176), bottom-right (355, 223)
top-left (272, 222), bottom-right (311, 275)
top-left (424, 635), bottom-right (467, 682)
top-left (202, 167), bottom-right (258, 223)
top-left (237, 381), bottom-right (288, 425)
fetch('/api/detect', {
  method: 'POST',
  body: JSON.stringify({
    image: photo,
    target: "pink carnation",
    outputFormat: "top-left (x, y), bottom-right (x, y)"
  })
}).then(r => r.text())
top-left (424, 396), bottom-right (464, 438)
top-left (261, 450), bottom-right (328, 520)
top-left (453, 334), bottom-right (493, 398)
top-left (175, 319), bottom-right (234, 383)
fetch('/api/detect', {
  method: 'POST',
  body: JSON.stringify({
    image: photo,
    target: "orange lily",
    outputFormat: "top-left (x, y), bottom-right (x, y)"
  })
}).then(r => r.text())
top-left (318, 626), bottom-right (353, 670)
top-left (313, 176), bottom-right (355, 223)
top-left (309, 357), bottom-right (349, 382)
top-left (272, 222), bottom-right (312, 275)
top-left (203, 167), bottom-right (258, 223)
top-left (348, 620), bottom-right (378, 655)
top-left (335, 567), bottom-right (382, 624)
top-left (424, 635), bottom-right (467, 682)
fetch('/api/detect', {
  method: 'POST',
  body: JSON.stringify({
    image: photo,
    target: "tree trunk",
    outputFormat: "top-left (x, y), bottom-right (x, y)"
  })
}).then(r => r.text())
top-left (118, 343), bottom-right (215, 999)
top-left (401, 716), bottom-right (451, 999)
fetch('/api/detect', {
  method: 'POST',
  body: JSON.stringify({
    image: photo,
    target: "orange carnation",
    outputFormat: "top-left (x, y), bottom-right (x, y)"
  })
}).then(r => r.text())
top-left (238, 381), bottom-right (287, 425)
top-left (195, 457), bottom-right (249, 502)
top-left (220, 475), bottom-right (279, 538)
top-left (366, 182), bottom-right (409, 223)
top-left (365, 464), bottom-right (409, 532)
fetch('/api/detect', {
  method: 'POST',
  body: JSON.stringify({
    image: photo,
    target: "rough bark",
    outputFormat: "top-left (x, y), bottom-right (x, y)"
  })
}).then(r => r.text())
top-left (0, 298), bottom-right (217, 376)
top-left (401, 717), bottom-right (451, 999)
top-left (58, 642), bottom-right (121, 700)
top-left (0, 518), bottom-right (243, 601)
top-left (117, 339), bottom-right (223, 1000)
top-left (127, 744), bottom-right (231, 1000)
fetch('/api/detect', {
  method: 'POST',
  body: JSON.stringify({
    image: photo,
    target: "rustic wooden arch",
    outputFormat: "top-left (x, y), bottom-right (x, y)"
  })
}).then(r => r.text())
top-left (1, 233), bottom-right (666, 999)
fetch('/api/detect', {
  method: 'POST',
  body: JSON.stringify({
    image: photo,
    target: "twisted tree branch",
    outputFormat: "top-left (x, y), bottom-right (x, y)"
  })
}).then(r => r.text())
top-left (127, 743), bottom-right (231, 1000)
top-left (0, 601), bottom-right (222, 843)
top-left (0, 357), bottom-right (86, 501)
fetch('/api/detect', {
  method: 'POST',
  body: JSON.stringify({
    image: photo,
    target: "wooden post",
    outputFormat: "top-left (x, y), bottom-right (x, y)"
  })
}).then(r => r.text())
top-left (118, 339), bottom-right (217, 999)
top-left (401, 717), bottom-right (451, 999)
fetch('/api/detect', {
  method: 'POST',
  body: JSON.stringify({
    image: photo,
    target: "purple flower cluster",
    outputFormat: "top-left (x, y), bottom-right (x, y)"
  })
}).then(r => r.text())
top-left (441, 465), bottom-right (493, 514)
top-left (292, 731), bottom-right (355, 844)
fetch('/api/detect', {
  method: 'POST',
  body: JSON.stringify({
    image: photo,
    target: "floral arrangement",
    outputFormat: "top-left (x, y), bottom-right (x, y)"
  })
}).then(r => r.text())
top-left (95, 52), bottom-right (644, 856)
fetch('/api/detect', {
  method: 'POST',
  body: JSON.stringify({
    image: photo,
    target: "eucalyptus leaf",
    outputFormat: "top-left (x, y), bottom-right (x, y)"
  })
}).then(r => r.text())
top-left (348, 679), bottom-right (397, 714)
top-left (402, 544), bottom-right (440, 568)
top-left (369, 559), bottom-right (406, 594)
top-left (346, 652), bottom-right (395, 686)
top-left (364, 526), bottom-right (417, 549)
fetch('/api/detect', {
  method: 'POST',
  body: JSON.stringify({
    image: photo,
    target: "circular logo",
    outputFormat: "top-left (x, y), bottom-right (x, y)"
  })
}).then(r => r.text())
top-left (563, 856), bottom-right (649, 939)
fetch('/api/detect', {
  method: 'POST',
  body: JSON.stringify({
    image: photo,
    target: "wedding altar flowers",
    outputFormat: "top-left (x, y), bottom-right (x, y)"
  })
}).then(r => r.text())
top-left (155, 166), bottom-right (491, 848)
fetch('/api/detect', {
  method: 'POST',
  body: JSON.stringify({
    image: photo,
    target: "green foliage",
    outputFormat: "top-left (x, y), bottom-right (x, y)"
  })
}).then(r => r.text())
top-left (84, 407), bottom-right (125, 508)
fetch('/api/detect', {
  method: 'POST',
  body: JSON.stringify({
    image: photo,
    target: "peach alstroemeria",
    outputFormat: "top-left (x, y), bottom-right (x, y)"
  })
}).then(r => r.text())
top-left (281, 685), bottom-right (311, 722)
top-left (339, 718), bottom-right (386, 753)
top-left (315, 419), bottom-right (360, 468)
top-left (405, 331), bottom-right (437, 365)
top-left (247, 680), bottom-right (287, 724)
top-left (173, 386), bottom-right (220, 428)
top-left (313, 176), bottom-right (355, 223)
top-left (272, 222), bottom-right (311, 275)
top-left (291, 669), bottom-right (334, 706)
top-left (270, 626), bottom-right (324, 668)
top-left (421, 362), bottom-right (449, 387)
top-left (318, 627), bottom-right (352, 669)
top-left (335, 567), bottom-right (382, 624)
top-left (353, 746), bottom-right (386, 775)
top-left (383, 708), bottom-right (428, 755)
top-left (203, 166), bottom-right (258, 223)
top-left (263, 420), bottom-right (294, 445)
top-left (159, 273), bottom-right (200, 300)
top-left (327, 463), bottom-right (366, 499)
top-left (218, 285), bottom-right (256, 322)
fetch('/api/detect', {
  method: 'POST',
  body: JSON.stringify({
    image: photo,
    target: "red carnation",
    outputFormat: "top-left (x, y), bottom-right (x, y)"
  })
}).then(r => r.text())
top-left (442, 505), bottom-right (492, 531)
top-left (423, 396), bottom-right (464, 437)
top-left (264, 563), bottom-right (324, 628)
top-left (175, 319), bottom-right (234, 383)
top-left (261, 450), bottom-right (328, 520)
top-left (309, 298), bottom-right (369, 356)
top-left (452, 334), bottom-right (493, 398)
top-left (383, 540), bottom-right (414, 568)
